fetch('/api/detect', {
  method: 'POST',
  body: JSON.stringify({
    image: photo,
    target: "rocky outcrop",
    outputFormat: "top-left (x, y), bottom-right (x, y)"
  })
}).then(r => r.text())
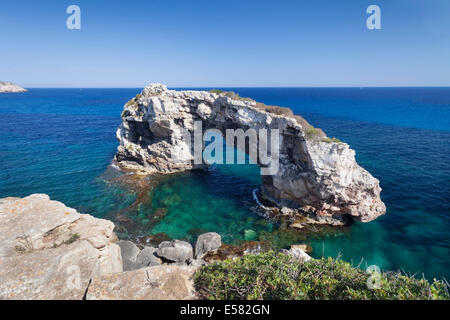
top-left (0, 81), bottom-right (27, 93)
top-left (0, 194), bottom-right (198, 300)
top-left (0, 194), bottom-right (122, 299)
top-left (115, 84), bottom-right (386, 225)
top-left (157, 240), bottom-right (194, 263)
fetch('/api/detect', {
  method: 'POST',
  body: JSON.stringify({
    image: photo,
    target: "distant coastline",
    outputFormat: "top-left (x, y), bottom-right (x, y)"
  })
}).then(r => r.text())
top-left (0, 81), bottom-right (27, 93)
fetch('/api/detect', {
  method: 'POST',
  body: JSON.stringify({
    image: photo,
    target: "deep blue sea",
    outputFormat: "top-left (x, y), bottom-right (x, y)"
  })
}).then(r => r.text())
top-left (0, 87), bottom-right (449, 281)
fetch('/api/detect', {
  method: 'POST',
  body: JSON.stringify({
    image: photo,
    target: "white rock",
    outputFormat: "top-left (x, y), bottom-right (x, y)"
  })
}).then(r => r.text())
top-left (115, 84), bottom-right (386, 224)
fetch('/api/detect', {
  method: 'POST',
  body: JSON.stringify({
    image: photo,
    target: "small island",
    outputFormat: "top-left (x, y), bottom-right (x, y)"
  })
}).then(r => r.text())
top-left (0, 81), bottom-right (27, 93)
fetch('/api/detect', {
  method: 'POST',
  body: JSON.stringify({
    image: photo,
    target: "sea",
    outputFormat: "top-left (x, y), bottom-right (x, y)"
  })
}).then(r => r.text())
top-left (0, 87), bottom-right (449, 281)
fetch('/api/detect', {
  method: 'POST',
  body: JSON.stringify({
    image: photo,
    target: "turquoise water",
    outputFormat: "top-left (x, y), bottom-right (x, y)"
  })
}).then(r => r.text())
top-left (0, 88), bottom-right (449, 280)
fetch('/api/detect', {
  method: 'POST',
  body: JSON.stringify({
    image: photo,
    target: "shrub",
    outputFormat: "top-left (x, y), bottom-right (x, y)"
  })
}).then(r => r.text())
top-left (254, 103), bottom-right (294, 117)
top-left (305, 127), bottom-right (325, 140)
top-left (194, 252), bottom-right (449, 300)
top-left (321, 137), bottom-right (342, 143)
top-left (63, 233), bottom-right (80, 245)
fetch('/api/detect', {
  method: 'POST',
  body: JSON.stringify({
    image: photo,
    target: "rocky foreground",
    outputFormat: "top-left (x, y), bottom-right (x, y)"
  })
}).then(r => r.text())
top-left (116, 84), bottom-right (385, 226)
top-left (0, 81), bottom-right (27, 93)
top-left (0, 194), bottom-right (310, 300)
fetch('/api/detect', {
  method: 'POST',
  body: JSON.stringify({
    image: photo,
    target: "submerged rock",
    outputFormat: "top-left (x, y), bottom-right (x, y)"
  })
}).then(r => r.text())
top-left (115, 84), bottom-right (386, 225)
top-left (244, 229), bottom-right (258, 241)
top-left (137, 232), bottom-right (172, 247)
top-left (194, 232), bottom-right (222, 258)
top-left (189, 258), bottom-right (207, 267)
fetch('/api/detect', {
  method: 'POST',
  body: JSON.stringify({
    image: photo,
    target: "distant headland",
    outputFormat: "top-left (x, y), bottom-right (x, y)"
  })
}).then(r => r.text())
top-left (0, 81), bottom-right (27, 93)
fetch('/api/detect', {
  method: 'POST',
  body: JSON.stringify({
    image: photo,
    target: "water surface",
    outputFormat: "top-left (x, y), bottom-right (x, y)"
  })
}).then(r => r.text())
top-left (0, 87), bottom-right (448, 280)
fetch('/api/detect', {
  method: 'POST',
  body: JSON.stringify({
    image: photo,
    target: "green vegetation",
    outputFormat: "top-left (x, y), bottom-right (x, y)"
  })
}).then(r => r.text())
top-left (305, 127), bottom-right (323, 140)
top-left (255, 102), bottom-right (294, 116)
top-left (125, 99), bottom-right (136, 107)
top-left (322, 137), bottom-right (342, 143)
top-left (63, 233), bottom-right (80, 245)
top-left (194, 251), bottom-right (449, 300)
top-left (209, 89), bottom-right (225, 94)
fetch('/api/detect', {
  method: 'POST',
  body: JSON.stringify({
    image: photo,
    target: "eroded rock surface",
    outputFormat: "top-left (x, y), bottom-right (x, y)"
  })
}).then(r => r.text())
top-left (115, 84), bottom-right (386, 225)
top-left (0, 194), bottom-right (122, 300)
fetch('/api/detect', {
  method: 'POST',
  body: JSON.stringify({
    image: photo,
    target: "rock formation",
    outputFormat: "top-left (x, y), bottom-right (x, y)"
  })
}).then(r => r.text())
top-left (195, 232), bottom-right (222, 259)
top-left (115, 84), bottom-right (386, 226)
top-left (0, 194), bottom-right (312, 300)
top-left (0, 194), bottom-right (122, 299)
top-left (0, 194), bottom-right (198, 300)
top-left (0, 81), bottom-right (27, 93)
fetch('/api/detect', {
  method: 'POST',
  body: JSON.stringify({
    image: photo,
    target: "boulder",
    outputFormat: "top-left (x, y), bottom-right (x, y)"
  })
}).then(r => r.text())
top-left (195, 232), bottom-right (222, 258)
top-left (189, 259), bottom-right (207, 267)
top-left (291, 243), bottom-right (312, 253)
top-left (118, 240), bottom-right (141, 271)
top-left (115, 84), bottom-right (386, 225)
top-left (157, 240), bottom-right (193, 263)
top-left (86, 265), bottom-right (198, 300)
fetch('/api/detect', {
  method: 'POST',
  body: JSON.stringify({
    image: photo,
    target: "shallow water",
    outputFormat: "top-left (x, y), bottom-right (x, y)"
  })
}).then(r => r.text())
top-left (0, 87), bottom-right (448, 280)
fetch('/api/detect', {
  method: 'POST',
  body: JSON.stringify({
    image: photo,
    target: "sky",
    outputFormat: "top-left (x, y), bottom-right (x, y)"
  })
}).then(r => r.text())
top-left (0, 0), bottom-right (449, 88)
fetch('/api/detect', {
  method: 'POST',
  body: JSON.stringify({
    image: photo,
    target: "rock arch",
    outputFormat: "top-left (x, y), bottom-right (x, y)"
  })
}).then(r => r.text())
top-left (115, 84), bottom-right (385, 226)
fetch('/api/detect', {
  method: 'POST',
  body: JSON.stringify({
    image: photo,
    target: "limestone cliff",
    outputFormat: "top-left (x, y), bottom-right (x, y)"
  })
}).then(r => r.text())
top-left (115, 84), bottom-right (386, 225)
top-left (0, 81), bottom-right (27, 93)
top-left (0, 194), bottom-right (197, 300)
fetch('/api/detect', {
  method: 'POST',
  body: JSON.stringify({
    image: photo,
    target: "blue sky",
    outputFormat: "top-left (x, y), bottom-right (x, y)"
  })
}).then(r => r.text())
top-left (1, 0), bottom-right (449, 87)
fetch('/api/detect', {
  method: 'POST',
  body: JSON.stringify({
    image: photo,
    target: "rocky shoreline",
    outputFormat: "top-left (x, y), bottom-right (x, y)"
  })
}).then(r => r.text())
top-left (0, 81), bottom-right (27, 93)
top-left (0, 194), bottom-right (310, 300)
top-left (115, 84), bottom-right (386, 226)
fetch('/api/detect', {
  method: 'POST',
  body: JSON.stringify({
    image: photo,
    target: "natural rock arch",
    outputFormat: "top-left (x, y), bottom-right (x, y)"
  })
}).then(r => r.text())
top-left (115, 84), bottom-right (385, 226)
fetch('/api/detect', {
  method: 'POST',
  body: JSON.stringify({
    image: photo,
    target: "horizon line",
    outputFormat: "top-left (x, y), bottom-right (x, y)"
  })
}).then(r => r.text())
top-left (21, 85), bottom-right (450, 89)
